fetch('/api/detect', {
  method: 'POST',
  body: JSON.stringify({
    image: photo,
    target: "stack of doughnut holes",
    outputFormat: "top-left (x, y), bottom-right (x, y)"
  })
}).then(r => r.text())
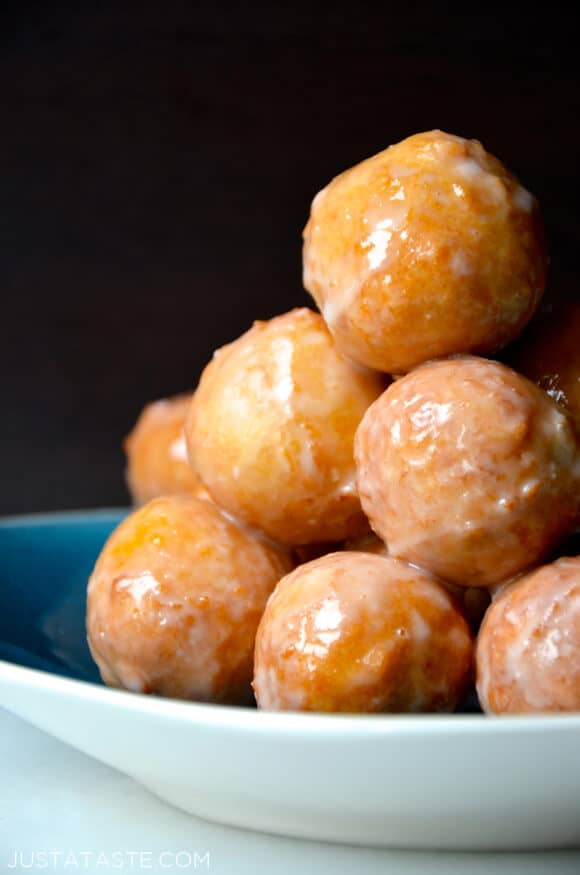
top-left (87, 130), bottom-right (580, 716)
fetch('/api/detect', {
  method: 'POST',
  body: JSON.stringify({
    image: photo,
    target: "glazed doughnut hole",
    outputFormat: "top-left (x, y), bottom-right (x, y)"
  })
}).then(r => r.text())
top-left (253, 552), bottom-right (472, 713)
top-left (303, 130), bottom-right (546, 373)
top-left (355, 357), bottom-right (580, 588)
top-left (187, 307), bottom-right (385, 545)
top-left (477, 557), bottom-right (580, 714)
top-left (124, 393), bottom-right (200, 504)
top-left (87, 495), bottom-right (292, 704)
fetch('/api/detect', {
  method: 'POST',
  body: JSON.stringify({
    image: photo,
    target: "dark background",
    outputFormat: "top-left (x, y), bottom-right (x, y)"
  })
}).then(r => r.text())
top-left (1, 2), bottom-right (578, 514)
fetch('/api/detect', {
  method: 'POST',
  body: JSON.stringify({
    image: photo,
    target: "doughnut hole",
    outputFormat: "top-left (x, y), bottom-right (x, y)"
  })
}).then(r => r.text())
top-left (124, 394), bottom-right (200, 504)
top-left (303, 130), bottom-right (546, 373)
top-left (355, 357), bottom-right (580, 588)
top-left (87, 495), bottom-right (292, 704)
top-left (477, 557), bottom-right (580, 713)
top-left (187, 308), bottom-right (385, 545)
top-left (253, 552), bottom-right (472, 713)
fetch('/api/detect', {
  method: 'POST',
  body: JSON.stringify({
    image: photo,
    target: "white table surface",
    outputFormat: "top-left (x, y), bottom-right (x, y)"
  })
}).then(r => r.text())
top-left (1, 706), bottom-right (579, 875)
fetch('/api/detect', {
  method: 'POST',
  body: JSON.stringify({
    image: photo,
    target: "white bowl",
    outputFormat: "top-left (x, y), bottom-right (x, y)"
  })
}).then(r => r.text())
top-left (1, 660), bottom-right (580, 851)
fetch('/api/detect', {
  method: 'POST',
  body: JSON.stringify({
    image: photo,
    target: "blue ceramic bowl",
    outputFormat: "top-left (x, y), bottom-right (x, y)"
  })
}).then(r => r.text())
top-left (0, 509), bottom-right (126, 682)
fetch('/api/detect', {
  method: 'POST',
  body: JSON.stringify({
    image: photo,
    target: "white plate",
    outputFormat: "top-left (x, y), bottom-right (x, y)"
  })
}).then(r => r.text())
top-left (1, 659), bottom-right (580, 851)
